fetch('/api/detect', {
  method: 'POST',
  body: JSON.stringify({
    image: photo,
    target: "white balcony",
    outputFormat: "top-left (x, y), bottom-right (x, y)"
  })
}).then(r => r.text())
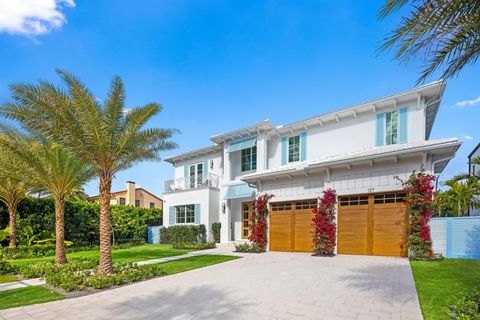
top-left (164, 173), bottom-right (220, 193)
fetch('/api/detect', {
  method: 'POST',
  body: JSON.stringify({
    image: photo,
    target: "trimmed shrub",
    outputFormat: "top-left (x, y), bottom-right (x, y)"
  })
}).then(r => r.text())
top-left (172, 242), bottom-right (216, 250)
top-left (0, 260), bottom-right (13, 275)
top-left (1, 239), bottom-right (144, 260)
top-left (449, 290), bottom-right (480, 319)
top-left (160, 225), bottom-right (207, 244)
top-left (234, 242), bottom-right (263, 253)
top-left (212, 222), bottom-right (221, 243)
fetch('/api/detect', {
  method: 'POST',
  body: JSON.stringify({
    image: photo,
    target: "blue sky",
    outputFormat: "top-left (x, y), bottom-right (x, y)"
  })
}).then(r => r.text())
top-left (0, 0), bottom-right (479, 197)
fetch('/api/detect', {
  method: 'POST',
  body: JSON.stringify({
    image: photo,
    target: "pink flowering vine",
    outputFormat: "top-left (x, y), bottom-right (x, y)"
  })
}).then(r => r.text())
top-left (249, 194), bottom-right (274, 251)
top-left (312, 189), bottom-right (337, 256)
top-left (397, 170), bottom-right (436, 260)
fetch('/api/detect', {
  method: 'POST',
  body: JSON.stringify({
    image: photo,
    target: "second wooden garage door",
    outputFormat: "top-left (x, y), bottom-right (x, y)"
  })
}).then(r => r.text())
top-left (337, 193), bottom-right (408, 257)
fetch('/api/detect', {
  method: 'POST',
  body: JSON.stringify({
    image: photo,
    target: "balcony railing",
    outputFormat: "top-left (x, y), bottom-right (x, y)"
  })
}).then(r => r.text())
top-left (164, 173), bottom-right (220, 193)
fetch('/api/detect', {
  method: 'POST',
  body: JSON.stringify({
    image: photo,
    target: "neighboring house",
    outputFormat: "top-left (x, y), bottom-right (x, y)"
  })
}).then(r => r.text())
top-left (468, 142), bottom-right (480, 216)
top-left (88, 181), bottom-right (163, 210)
top-left (163, 80), bottom-right (460, 256)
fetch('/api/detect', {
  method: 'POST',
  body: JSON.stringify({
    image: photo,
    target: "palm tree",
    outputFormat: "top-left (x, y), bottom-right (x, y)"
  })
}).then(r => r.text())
top-left (0, 130), bottom-right (93, 264)
top-left (0, 70), bottom-right (177, 274)
top-left (0, 145), bottom-right (30, 247)
top-left (378, 0), bottom-right (480, 84)
top-left (440, 180), bottom-right (480, 216)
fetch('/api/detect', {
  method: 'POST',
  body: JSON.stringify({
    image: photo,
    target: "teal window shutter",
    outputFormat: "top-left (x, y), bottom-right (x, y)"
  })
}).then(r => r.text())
top-left (300, 132), bottom-right (307, 161)
top-left (375, 113), bottom-right (384, 146)
top-left (194, 204), bottom-right (201, 224)
top-left (281, 137), bottom-right (288, 165)
top-left (169, 207), bottom-right (175, 225)
top-left (399, 107), bottom-right (408, 143)
top-left (203, 160), bottom-right (208, 176)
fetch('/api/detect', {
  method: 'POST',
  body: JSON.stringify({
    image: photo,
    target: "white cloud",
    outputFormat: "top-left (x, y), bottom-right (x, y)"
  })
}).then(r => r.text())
top-left (456, 96), bottom-right (480, 107)
top-left (0, 0), bottom-right (75, 35)
top-left (464, 135), bottom-right (473, 140)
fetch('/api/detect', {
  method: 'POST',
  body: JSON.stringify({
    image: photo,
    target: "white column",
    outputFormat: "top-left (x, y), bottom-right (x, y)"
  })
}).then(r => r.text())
top-left (220, 199), bottom-right (231, 243)
top-left (256, 132), bottom-right (268, 171)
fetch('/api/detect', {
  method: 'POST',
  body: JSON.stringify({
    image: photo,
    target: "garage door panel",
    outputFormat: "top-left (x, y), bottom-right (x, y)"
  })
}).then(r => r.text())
top-left (270, 213), bottom-right (292, 252)
top-left (338, 206), bottom-right (368, 255)
top-left (294, 211), bottom-right (314, 252)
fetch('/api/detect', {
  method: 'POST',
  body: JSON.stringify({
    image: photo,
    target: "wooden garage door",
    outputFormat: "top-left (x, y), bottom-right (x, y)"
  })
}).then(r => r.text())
top-left (338, 193), bottom-right (408, 257)
top-left (269, 200), bottom-right (317, 252)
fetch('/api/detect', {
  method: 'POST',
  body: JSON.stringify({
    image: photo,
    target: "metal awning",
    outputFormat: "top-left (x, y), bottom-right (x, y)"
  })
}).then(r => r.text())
top-left (224, 183), bottom-right (256, 200)
top-left (228, 137), bottom-right (256, 153)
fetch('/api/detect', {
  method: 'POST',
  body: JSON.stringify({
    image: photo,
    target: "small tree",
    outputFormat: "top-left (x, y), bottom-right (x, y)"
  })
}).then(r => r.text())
top-left (0, 144), bottom-right (30, 247)
top-left (0, 131), bottom-right (93, 264)
top-left (249, 194), bottom-right (273, 251)
top-left (312, 189), bottom-right (337, 256)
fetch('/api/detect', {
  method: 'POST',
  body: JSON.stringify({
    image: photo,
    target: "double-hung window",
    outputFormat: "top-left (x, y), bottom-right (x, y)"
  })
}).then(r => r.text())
top-left (385, 110), bottom-right (398, 145)
top-left (175, 205), bottom-right (195, 224)
top-left (119, 197), bottom-right (126, 205)
top-left (241, 146), bottom-right (257, 172)
top-left (288, 135), bottom-right (300, 162)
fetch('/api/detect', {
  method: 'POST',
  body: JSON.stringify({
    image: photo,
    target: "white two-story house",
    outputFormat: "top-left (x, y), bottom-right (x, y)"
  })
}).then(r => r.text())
top-left (163, 80), bottom-right (461, 257)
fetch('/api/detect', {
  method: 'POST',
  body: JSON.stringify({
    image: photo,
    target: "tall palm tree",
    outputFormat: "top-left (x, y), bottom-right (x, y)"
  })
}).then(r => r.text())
top-left (0, 145), bottom-right (30, 247)
top-left (378, 0), bottom-right (480, 84)
top-left (0, 130), bottom-right (93, 264)
top-left (0, 70), bottom-right (177, 274)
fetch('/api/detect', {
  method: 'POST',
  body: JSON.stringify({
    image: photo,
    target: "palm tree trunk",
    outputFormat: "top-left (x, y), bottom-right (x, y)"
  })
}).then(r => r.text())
top-left (8, 206), bottom-right (16, 248)
top-left (98, 176), bottom-right (113, 275)
top-left (54, 196), bottom-right (67, 264)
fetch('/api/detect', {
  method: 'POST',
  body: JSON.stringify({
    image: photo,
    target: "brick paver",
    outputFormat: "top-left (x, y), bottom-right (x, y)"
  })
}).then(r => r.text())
top-left (0, 249), bottom-right (423, 319)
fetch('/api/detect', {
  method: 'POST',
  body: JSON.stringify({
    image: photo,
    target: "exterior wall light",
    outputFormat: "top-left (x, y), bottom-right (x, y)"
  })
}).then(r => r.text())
top-left (222, 202), bottom-right (226, 213)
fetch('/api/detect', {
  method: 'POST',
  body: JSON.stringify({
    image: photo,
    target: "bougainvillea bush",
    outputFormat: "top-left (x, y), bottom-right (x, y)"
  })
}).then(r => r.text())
top-left (312, 189), bottom-right (337, 256)
top-left (397, 170), bottom-right (437, 260)
top-left (248, 194), bottom-right (274, 252)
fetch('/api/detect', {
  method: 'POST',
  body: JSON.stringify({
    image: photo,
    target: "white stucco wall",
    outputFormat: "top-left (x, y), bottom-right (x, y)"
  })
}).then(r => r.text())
top-left (163, 187), bottom-right (220, 241)
top-left (173, 151), bottom-right (223, 180)
top-left (267, 101), bottom-right (424, 169)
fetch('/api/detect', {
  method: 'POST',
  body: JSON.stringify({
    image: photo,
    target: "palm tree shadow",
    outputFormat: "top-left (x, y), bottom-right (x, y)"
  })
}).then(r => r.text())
top-left (101, 285), bottom-right (252, 320)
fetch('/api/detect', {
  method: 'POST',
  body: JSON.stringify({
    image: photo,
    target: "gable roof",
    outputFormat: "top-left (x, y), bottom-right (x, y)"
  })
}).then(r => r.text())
top-left (468, 142), bottom-right (480, 159)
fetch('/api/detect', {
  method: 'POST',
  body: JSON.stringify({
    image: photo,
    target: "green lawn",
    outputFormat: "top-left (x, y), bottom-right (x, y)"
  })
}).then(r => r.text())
top-left (0, 274), bottom-right (17, 284)
top-left (0, 286), bottom-right (63, 310)
top-left (158, 254), bottom-right (241, 275)
top-left (411, 259), bottom-right (480, 320)
top-left (10, 244), bottom-right (193, 267)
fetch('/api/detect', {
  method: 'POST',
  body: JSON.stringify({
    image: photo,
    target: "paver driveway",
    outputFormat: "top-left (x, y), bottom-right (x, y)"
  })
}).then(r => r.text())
top-left (0, 251), bottom-right (422, 320)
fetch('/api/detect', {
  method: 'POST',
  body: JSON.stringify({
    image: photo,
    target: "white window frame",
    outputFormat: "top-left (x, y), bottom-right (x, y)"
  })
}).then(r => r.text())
top-left (175, 205), bottom-right (195, 224)
top-left (288, 134), bottom-right (301, 163)
top-left (188, 162), bottom-right (204, 188)
top-left (384, 110), bottom-right (399, 145)
top-left (241, 146), bottom-right (257, 172)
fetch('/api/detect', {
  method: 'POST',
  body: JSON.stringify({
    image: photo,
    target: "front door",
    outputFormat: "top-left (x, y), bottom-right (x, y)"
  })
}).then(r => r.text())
top-left (242, 202), bottom-right (254, 239)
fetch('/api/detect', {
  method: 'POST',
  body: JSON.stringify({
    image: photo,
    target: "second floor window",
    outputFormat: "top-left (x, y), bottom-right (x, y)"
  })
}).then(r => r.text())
top-left (176, 204), bottom-right (195, 224)
top-left (288, 135), bottom-right (300, 162)
top-left (135, 200), bottom-right (140, 207)
top-left (385, 110), bottom-right (398, 145)
top-left (119, 197), bottom-right (126, 205)
top-left (241, 146), bottom-right (257, 172)
top-left (150, 202), bottom-right (155, 208)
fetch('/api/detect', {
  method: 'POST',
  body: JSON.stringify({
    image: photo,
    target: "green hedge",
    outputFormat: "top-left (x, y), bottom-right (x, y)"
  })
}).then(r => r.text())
top-left (160, 225), bottom-right (207, 244)
top-left (0, 197), bottom-right (162, 246)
